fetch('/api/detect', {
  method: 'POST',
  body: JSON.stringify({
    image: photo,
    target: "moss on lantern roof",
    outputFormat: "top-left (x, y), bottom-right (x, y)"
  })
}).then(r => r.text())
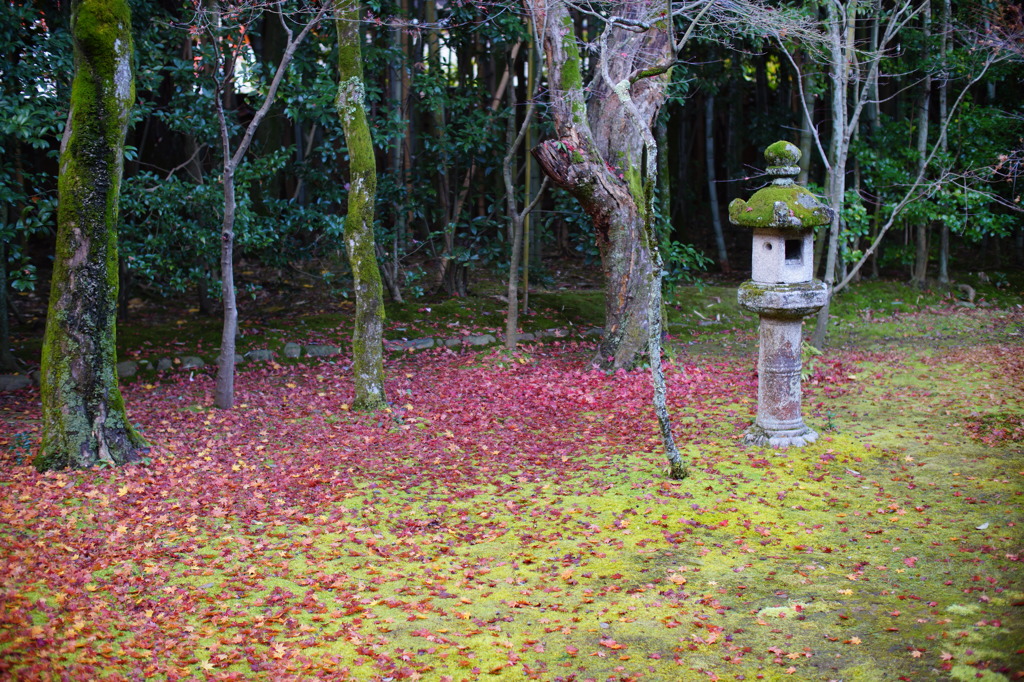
top-left (728, 186), bottom-right (832, 229)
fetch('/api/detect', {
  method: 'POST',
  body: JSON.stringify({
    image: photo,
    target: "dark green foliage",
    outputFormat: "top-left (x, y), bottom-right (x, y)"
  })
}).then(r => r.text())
top-left (0, 0), bottom-right (1020, 354)
top-left (0, 2), bottom-right (72, 294)
top-left (852, 105), bottom-right (1022, 269)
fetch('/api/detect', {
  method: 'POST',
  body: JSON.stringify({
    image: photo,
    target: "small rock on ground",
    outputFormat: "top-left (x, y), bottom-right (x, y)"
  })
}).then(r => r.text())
top-left (304, 345), bottom-right (341, 358)
top-left (0, 375), bottom-right (31, 391)
top-left (180, 356), bottom-right (205, 370)
top-left (405, 338), bottom-right (435, 350)
top-left (464, 334), bottom-right (495, 347)
top-left (116, 360), bottom-right (138, 379)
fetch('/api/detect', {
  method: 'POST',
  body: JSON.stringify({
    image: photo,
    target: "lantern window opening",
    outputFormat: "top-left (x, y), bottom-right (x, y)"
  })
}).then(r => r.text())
top-left (784, 239), bottom-right (802, 263)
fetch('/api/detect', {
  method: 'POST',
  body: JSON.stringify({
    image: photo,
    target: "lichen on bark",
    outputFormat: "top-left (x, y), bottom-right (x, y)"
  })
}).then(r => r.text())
top-left (38, 0), bottom-right (147, 470)
top-left (558, 21), bottom-right (586, 124)
top-left (335, 75), bottom-right (365, 126)
top-left (336, 0), bottom-right (387, 412)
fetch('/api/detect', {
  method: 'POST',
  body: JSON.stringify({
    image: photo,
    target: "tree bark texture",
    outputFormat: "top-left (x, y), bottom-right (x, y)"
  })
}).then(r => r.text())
top-left (211, 0), bottom-right (325, 409)
top-left (910, 0), bottom-right (932, 287)
top-left (39, 0), bottom-right (147, 469)
top-left (937, 0), bottom-right (950, 284)
top-left (337, 1), bottom-right (387, 411)
top-left (527, 0), bottom-right (670, 370)
top-left (705, 94), bottom-right (729, 272)
top-left (1, 233), bottom-right (17, 372)
top-left (811, 0), bottom-right (851, 350)
top-left (214, 166), bottom-right (238, 409)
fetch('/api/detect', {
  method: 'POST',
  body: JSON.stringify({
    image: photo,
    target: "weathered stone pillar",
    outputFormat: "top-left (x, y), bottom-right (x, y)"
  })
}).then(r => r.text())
top-left (756, 317), bottom-right (807, 438)
top-left (730, 141), bottom-right (833, 448)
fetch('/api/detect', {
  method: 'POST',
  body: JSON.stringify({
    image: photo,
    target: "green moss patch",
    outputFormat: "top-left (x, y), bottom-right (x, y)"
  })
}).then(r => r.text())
top-left (4, 280), bottom-right (1023, 678)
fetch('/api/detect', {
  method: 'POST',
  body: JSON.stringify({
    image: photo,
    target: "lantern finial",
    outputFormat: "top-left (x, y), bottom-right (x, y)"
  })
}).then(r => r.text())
top-left (764, 141), bottom-right (801, 185)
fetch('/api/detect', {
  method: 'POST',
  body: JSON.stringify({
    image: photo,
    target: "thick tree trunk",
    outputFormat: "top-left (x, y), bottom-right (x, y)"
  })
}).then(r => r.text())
top-left (38, 0), bottom-right (147, 469)
top-left (337, 2), bottom-right (387, 412)
top-left (527, 0), bottom-right (669, 370)
top-left (533, 141), bottom-right (657, 369)
top-left (529, 0), bottom-right (684, 474)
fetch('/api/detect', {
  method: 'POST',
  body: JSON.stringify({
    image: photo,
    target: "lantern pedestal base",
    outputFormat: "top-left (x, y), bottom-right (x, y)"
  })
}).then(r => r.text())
top-left (743, 423), bottom-right (819, 449)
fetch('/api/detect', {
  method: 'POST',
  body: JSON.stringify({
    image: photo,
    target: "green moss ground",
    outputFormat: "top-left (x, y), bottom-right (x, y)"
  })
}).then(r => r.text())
top-left (2, 281), bottom-right (1022, 679)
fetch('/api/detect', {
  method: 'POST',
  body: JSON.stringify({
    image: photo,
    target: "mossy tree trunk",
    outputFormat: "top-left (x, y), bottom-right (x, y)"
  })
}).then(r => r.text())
top-left (336, 0), bottom-right (387, 411)
top-left (38, 0), bottom-right (147, 470)
top-left (526, 0), bottom-right (671, 370)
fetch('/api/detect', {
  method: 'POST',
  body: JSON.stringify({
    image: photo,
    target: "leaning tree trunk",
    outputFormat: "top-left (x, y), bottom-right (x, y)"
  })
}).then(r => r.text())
top-left (337, 1), bottom-right (387, 411)
top-left (531, 145), bottom-right (658, 369)
top-left (38, 0), bottom-right (147, 470)
top-left (527, 0), bottom-right (670, 370)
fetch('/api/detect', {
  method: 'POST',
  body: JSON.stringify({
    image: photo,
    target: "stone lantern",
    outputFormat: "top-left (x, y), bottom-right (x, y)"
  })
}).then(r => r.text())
top-left (729, 141), bottom-right (833, 448)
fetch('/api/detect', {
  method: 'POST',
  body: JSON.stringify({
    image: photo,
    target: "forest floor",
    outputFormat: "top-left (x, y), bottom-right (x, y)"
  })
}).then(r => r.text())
top-left (1, 269), bottom-right (1023, 681)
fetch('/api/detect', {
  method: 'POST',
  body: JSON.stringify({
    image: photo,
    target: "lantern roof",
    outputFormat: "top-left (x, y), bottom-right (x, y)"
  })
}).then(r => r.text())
top-left (728, 141), bottom-right (833, 230)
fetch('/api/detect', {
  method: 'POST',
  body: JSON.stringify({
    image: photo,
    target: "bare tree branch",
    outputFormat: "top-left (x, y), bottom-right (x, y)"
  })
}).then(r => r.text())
top-left (834, 54), bottom-right (1002, 293)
